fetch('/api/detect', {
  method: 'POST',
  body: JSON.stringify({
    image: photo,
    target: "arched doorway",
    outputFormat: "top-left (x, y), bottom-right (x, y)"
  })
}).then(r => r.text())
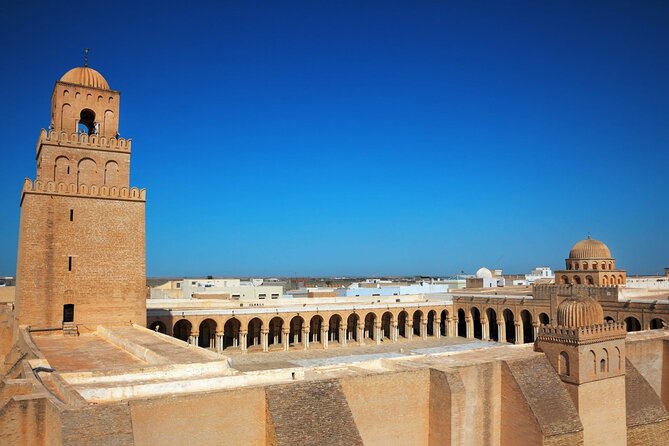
top-left (624, 316), bottom-right (641, 332)
top-left (539, 313), bottom-right (549, 325)
top-left (413, 310), bottom-right (423, 337)
top-left (440, 310), bottom-right (448, 336)
top-left (223, 318), bottom-right (241, 350)
top-left (382, 312), bottom-right (393, 339)
top-left (471, 307), bottom-right (482, 339)
top-left (427, 310), bottom-right (436, 336)
top-left (198, 318), bottom-right (216, 348)
top-left (310, 315), bottom-right (323, 344)
top-left (486, 308), bottom-right (498, 341)
top-left (268, 317), bottom-right (283, 347)
top-left (398, 311), bottom-right (408, 338)
top-left (290, 316), bottom-right (304, 345)
top-left (650, 318), bottom-right (665, 329)
top-left (604, 316), bottom-right (615, 324)
top-left (521, 310), bottom-right (533, 343)
top-left (364, 313), bottom-right (376, 340)
top-left (173, 319), bottom-right (192, 342)
top-left (457, 309), bottom-right (466, 338)
top-left (248, 317), bottom-right (263, 349)
top-left (347, 314), bottom-right (359, 342)
top-left (329, 314), bottom-right (342, 343)
top-left (149, 321), bottom-right (167, 334)
top-left (503, 309), bottom-right (515, 343)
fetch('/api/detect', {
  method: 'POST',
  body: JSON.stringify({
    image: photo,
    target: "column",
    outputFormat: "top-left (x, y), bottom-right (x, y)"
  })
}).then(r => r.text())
top-left (532, 322), bottom-right (539, 340)
top-left (375, 322), bottom-right (382, 345)
top-left (233, 329), bottom-right (239, 347)
top-left (392, 322), bottom-right (399, 342)
top-left (515, 323), bottom-right (522, 344)
top-left (357, 323), bottom-right (364, 346)
top-left (261, 329), bottom-right (269, 352)
top-left (215, 331), bottom-right (223, 352)
top-left (497, 318), bottom-right (506, 343)
top-left (302, 329), bottom-right (309, 350)
top-left (282, 328), bottom-right (290, 351)
top-left (339, 325), bottom-right (347, 346)
top-left (435, 319), bottom-right (441, 339)
top-left (407, 322), bottom-right (414, 341)
top-left (322, 325), bottom-right (329, 349)
top-left (482, 320), bottom-right (489, 341)
top-left (447, 317), bottom-right (454, 337)
top-left (240, 331), bottom-right (248, 353)
top-left (465, 316), bottom-right (473, 339)
top-left (192, 331), bottom-right (199, 347)
top-left (451, 317), bottom-right (458, 337)
top-left (421, 321), bottom-right (428, 340)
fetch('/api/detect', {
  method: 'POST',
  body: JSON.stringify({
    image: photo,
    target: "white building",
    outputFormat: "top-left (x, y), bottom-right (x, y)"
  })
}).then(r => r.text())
top-left (150, 278), bottom-right (284, 300)
top-left (512, 267), bottom-right (555, 286)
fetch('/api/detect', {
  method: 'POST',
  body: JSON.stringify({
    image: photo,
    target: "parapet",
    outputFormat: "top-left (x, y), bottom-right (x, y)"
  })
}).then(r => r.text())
top-left (532, 284), bottom-right (620, 302)
top-left (36, 129), bottom-right (132, 154)
top-left (21, 178), bottom-right (146, 203)
top-left (536, 322), bottom-right (626, 346)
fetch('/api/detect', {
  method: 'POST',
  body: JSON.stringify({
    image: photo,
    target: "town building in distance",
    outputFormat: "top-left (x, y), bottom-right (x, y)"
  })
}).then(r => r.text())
top-left (0, 65), bottom-right (668, 446)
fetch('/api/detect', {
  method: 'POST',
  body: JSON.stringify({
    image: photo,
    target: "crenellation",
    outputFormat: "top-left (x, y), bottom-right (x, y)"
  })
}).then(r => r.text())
top-left (36, 129), bottom-right (131, 154)
top-left (22, 178), bottom-right (146, 202)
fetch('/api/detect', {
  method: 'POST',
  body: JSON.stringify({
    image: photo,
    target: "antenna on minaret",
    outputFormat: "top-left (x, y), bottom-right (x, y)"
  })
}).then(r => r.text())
top-left (84, 48), bottom-right (89, 67)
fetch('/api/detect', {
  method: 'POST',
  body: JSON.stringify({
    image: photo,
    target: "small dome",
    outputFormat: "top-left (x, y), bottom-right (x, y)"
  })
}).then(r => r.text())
top-left (557, 296), bottom-right (604, 328)
top-left (568, 237), bottom-right (611, 259)
top-left (60, 66), bottom-right (110, 90)
top-left (476, 267), bottom-right (493, 278)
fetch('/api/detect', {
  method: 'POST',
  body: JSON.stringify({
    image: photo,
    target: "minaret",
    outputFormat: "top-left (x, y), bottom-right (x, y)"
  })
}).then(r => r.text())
top-left (15, 62), bottom-right (146, 331)
top-left (535, 296), bottom-right (627, 445)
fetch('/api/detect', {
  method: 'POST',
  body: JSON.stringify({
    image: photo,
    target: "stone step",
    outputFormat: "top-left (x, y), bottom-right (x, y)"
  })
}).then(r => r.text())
top-left (62, 323), bottom-right (79, 337)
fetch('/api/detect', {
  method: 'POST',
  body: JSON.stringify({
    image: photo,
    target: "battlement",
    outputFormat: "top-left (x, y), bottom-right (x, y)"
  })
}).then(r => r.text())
top-left (21, 178), bottom-right (146, 203)
top-left (537, 322), bottom-right (626, 346)
top-left (36, 129), bottom-right (132, 154)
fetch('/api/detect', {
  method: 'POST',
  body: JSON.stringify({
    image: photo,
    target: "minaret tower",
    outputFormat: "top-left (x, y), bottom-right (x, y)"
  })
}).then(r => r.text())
top-left (15, 60), bottom-right (146, 330)
top-left (535, 296), bottom-right (627, 445)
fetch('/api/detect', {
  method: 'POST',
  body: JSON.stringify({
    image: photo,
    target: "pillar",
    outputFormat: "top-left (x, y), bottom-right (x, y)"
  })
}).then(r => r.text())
top-left (434, 318), bottom-right (441, 339)
top-left (447, 317), bottom-right (454, 337)
top-left (482, 319), bottom-right (488, 341)
top-left (282, 328), bottom-right (290, 351)
top-left (392, 322), bottom-right (399, 342)
top-left (451, 317), bottom-right (458, 338)
top-left (465, 316), bottom-right (473, 339)
top-left (497, 318), bottom-right (506, 343)
top-left (215, 331), bottom-right (223, 352)
top-left (192, 331), bottom-right (199, 347)
top-left (322, 325), bottom-right (329, 349)
top-left (533, 322), bottom-right (539, 340)
top-left (357, 323), bottom-right (364, 346)
top-left (515, 323), bottom-right (522, 344)
top-left (339, 325), bottom-right (347, 346)
top-left (421, 320), bottom-right (428, 340)
top-left (375, 322), bottom-right (382, 345)
top-left (240, 330), bottom-right (248, 353)
top-left (261, 329), bottom-right (269, 352)
top-left (303, 328), bottom-right (309, 350)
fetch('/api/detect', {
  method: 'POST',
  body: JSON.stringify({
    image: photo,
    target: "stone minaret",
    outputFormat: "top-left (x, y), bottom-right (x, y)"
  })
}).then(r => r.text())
top-left (15, 65), bottom-right (146, 331)
top-left (535, 295), bottom-right (627, 445)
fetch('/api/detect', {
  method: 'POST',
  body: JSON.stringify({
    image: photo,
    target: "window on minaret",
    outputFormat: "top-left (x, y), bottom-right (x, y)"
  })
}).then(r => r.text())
top-left (78, 109), bottom-right (96, 134)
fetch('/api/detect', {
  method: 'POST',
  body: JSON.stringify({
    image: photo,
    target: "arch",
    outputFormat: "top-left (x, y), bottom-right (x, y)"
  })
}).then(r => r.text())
top-left (381, 311), bottom-right (393, 339)
top-left (574, 262), bottom-right (579, 270)
top-left (558, 351), bottom-right (570, 376)
top-left (61, 104), bottom-right (71, 130)
top-left (440, 310), bottom-right (449, 336)
top-left (328, 314), bottom-right (342, 343)
top-left (223, 318), bottom-right (241, 350)
top-left (600, 348), bottom-right (609, 373)
top-left (624, 316), bottom-right (641, 332)
top-left (346, 313), bottom-right (359, 342)
top-left (486, 308), bottom-right (498, 341)
top-left (104, 160), bottom-right (119, 186)
top-left (585, 275), bottom-right (594, 285)
top-left (148, 320), bottom-right (166, 334)
top-left (290, 316), bottom-right (304, 345)
top-left (650, 318), bottom-right (665, 329)
top-left (601, 262), bottom-right (607, 270)
top-left (604, 316), bottom-right (615, 323)
top-left (398, 311), bottom-right (409, 338)
top-left (602, 275), bottom-right (609, 285)
top-left (521, 310), bottom-right (534, 343)
top-left (309, 315), bottom-right (323, 344)
top-left (615, 346), bottom-right (622, 371)
top-left (427, 310), bottom-right (437, 336)
top-left (573, 275), bottom-right (582, 285)
top-left (561, 275), bottom-right (569, 284)
top-left (539, 313), bottom-right (549, 325)
top-left (364, 312), bottom-right (376, 340)
top-left (412, 310), bottom-right (423, 337)
top-left (618, 275), bottom-right (624, 285)
top-left (198, 318), bottom-right (217, 348)
top-left (247, 317), bottom-right (263, 349)
top-left (173, 319), bottom-right (192, 342)
top-left (79, 108), bottom-right (96, 134)
top-left (590, 350), bottom-right (597, 376)
top-left (54, 156), bottom-right (70, 182)
top-left (503, 309), bottom-right (515, 343)
top-left (104, 109), bottom-right (115, 136)
top-left (582, 262), bottom-right (588, 271)
top-left (77, 158), bottom-right (97, 186)
top-left (592, 263), bottom-right (598, 270)
top-left (268, 317), bottom-right (283, 347)
top-left (471, 307), bottom-right (482, 339)
top-left (457, 309), bottom-right (467, 338)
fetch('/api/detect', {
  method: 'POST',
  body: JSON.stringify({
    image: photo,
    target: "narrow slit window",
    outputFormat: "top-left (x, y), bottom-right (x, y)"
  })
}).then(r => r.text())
top-left (68, 256), bottom-right (72, 271)
top-left (69, 209), bottom-right (74, 221)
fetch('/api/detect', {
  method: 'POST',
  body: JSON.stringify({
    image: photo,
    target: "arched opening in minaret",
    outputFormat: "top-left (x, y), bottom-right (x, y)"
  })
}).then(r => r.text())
top-left (78, 109), bottom-right (96, 134)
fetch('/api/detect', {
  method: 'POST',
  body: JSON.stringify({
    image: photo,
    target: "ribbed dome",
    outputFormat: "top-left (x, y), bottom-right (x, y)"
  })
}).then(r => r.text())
top-left (557, 296), bottom-right (604, 328)
top-left (60, 66), bottom-right (110, 90)
top-left (568, 237), bottom-right (611, 259)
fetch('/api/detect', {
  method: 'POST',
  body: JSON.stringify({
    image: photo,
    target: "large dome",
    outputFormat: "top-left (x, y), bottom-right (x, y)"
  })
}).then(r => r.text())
top-left (568, 237), bottom-right (611, 259)
top-left (60, 66), bottom-right (110, 90)
top-left (557, 296), bottom-right (604, 328)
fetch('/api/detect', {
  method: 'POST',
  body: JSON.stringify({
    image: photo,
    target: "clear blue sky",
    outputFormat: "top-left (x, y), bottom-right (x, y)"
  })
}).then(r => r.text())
top-left (1, 1), bottom-right (668, 277)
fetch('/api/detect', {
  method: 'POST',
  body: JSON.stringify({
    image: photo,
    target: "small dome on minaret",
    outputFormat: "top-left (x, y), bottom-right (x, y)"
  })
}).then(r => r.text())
top-left (60, 66), bottom-right (110, 90)
top-left (557, 296), bottom-right (604, 328)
